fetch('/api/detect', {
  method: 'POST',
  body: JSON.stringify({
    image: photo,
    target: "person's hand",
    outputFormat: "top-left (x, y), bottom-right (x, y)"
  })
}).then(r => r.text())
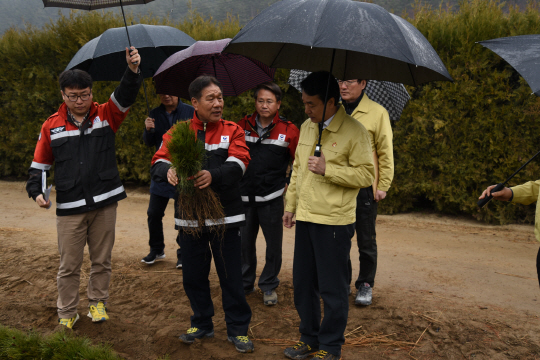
top-left (308, 151), bottom-right (326, 175)
top-left (36, 194), bottom-right (50, 209)
top-left (283, 211), bottom-right (296, 229)
top-left (145, 117), bottom-right (155, 131)
top-left (374, 190), bottom-right (387, 202)
top-left (167, 168), bottom-right (178, 186)
top-left (126, 46), bottom-right (140, 73)
top-left (479, 185), bottom-right (512, 202)
top-left (193, 170), bottom-right (212, 189)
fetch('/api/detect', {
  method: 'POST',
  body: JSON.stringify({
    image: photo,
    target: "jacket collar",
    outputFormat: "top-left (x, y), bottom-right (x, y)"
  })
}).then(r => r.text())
top-left (308, 105), bottom-right (345, 133)
top-left (59, 102), bottom-right (98, 128)
top-left (191, 111), bottom-right (223, 130)
top-left (350, 93), bottom-right (371, 118)
top-left (246, 110), bottom-right (280, 134)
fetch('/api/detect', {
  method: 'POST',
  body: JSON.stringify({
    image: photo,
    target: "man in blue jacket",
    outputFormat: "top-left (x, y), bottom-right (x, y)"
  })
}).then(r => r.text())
top-left (141, 94), bottom-right (194, 268)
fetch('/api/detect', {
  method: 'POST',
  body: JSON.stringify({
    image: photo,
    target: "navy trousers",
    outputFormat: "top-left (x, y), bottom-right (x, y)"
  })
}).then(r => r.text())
top-left (147, 192), bottom-right (181, 259)
top-left (294, 221), bottom-right (354, 356)
top-left (180, 227), bottom-right (252, 336)
top-left (348, 186), bottom-right (378, 289)
top-left (240, 198), bottom-right (283, 292)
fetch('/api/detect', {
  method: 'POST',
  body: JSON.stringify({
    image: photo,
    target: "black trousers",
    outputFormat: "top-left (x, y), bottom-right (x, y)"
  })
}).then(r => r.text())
top-left (180, 227), bottom-right (252, 336)
top-left (348, 186), bottom-right (378, 289)
top-left (536, 247), bottom-right (540, 288)
top-left (240, 198), bottom-right (283, 292)
top-left (147, 193), bottom-right (181, 259)
top-left (294, 221), bottom-right (354, 356)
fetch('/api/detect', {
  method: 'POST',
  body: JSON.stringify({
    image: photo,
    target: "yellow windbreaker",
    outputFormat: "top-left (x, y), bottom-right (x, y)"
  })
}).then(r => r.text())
top-left (285, 105), bottom-right (375, 225)
top-left (511, 180), bottom-right (540, 242)
top-left (349, 94), bottom-right (394, 192)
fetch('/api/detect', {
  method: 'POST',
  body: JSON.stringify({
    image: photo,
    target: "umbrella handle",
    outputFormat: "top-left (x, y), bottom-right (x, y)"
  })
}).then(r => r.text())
top-left (477, 183), bottom-right (504, 208)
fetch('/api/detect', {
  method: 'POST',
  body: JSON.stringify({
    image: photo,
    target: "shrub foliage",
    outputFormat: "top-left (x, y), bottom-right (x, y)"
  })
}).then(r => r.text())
top-left (0, 0), bottom-right (539, 224)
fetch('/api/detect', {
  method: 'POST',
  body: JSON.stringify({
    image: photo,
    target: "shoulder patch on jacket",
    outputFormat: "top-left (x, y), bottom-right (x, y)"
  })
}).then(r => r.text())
top-left (50, 126), bottom-right (66, 135)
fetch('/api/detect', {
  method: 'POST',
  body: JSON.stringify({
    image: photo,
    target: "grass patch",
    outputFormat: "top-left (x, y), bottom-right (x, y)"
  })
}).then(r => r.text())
top-left (0, 325), bottom-right (121, 360)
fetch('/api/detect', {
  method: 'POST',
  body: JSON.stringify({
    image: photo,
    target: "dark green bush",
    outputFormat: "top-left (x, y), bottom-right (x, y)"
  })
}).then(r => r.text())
top-left (378, 0), bottom-right (540, 224)
top-left (1, 0), bottom-right (539, 224)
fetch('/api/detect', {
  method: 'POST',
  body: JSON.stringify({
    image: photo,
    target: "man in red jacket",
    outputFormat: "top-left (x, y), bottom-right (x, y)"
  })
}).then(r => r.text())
top-left (150, 76), bottom-right (254, 353)
top-left (237, 82), bottom-right (299, 306)
top-left (26, 48), bottom-right (142, 329)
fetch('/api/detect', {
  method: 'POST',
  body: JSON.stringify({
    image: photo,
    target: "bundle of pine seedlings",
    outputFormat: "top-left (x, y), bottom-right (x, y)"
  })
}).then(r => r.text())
top-left (166, 121), bottom-right (225, 236)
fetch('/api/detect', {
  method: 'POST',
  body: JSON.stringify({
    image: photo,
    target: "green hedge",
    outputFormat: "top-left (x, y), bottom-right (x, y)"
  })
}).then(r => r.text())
top-left (379, 0), bottom-right (540, 224)
top-left (1, 1), bottom-right (539, 224)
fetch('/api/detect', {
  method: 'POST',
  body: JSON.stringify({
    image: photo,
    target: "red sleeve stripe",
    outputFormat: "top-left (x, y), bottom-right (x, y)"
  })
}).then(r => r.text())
top-left (31, 161), bottom-right (52, 170)
top-left (111, 92), bottom-right (129, 113)
top-left (226, 156), bottom-right (246, 174)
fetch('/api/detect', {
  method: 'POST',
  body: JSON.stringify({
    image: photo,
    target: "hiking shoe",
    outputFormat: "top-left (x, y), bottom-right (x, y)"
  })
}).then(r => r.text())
top-left (87, 301), bottom-right (109, 322)
top-left (284, 341), bottom-right (318, 359)
top-left (141, 251), bottom-right (165, 265)
top-left (311, 350), bottom-right (341, 359)
top-left (355, 283), bottom-right (372, 306)
top-left (58, 313), bottom-right (79, 329)
top-left (179, 327), bottom-right (214, 344)
top-left (263, 289), bottom-right (278, 306)
top-left (228, 335), bottom-right (254, 353)
top-left (176, 258), bottom-right (182, 269)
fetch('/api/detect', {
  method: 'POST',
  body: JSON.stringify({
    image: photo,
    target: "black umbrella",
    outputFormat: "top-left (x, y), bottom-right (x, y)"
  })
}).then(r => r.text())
top-left (224, 0), bottom-right (452, 86)
top-left (224, 0), bottom-right (451, 155)
top-left (287, 69), bottom-right (410, 121)
top-left (477, 34), bottom-right (540, 208)
top-left (66, 24), bottom-right (196, 81)
top-left (43, 0), bottom-right (154, 51)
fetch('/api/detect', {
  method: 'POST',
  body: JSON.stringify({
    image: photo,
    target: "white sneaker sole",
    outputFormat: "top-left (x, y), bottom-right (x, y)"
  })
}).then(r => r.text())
top-left (141, 254), bottom-right (166, 264)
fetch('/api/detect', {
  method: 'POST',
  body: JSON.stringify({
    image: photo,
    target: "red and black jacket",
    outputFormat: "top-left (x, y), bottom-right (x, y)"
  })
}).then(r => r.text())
top-left (237, 111), bottom-right (299, 207)
top-left (151, 112), bottom-right (250, 230)
top-left (26, 68), bottom-right (142, 216)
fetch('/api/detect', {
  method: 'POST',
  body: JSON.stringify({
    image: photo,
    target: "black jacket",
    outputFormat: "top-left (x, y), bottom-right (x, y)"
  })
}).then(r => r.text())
top-left (26, 67), bottom-right (143, 216)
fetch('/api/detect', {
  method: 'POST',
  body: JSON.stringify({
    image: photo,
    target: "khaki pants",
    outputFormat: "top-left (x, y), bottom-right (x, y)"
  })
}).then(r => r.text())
top-left (56, 202), bottom-right (117, 318)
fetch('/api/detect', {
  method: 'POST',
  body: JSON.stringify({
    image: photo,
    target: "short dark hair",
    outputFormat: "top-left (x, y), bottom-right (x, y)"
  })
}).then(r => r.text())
top-left (189, 75), bottom-right (223, 100)
top-left (301, 71), bottom-right (340, 107)
top-left (58, 69), bottom-right (93, 92)
top-left (253, 82), bottom-right (282, 102)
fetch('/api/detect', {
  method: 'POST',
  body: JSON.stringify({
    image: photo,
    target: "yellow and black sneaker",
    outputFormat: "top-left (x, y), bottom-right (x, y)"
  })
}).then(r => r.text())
top-left (58, 313), bottom-right (79, 329)
top-left (228, 335), bottom-right (254, 353)
top-left (284, 341), bottom-right (318, 359)
top-left (311, 350), bottom-right (341, 360)
top-left (179, 327), bottom-right (214, 344)
top-left (87, 301), bottom-right (109, 322)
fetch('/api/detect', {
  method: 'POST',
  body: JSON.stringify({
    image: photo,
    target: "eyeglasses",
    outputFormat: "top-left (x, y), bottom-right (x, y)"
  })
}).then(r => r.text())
top-left (63, 92), bottom-right (92, 102)
top-left (337, 80), bottom-right (358, 87)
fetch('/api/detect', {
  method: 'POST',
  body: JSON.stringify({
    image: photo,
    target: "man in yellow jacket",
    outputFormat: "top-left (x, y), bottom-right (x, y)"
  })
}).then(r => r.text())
top-left (282, 71), bottom-right (375, 360)
top-left (339, 79), bottom-right (394, 306)
top-left (480, 182), bottom-right (540, 285)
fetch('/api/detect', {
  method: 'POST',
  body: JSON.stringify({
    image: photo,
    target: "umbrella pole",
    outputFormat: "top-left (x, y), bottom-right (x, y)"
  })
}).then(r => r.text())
top-left (119, 0), bottom-right (139, 66)
top-left (478, 149), bottom-right (540, 208)
top-left (314, 49), bottom-right (336, 157)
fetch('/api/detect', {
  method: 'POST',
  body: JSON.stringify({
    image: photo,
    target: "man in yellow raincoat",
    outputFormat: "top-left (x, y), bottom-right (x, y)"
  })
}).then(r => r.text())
top-left (282, 71), bottom-right (374, 360)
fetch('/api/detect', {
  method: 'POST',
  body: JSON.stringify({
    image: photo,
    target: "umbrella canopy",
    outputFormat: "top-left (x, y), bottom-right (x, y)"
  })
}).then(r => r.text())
top-left (42, 0), bottom-right (154, 10)
top-left (66, 24), bottom-right (196, 81)
top-left (154, 38), bottom-right (276, 99)
top-left (224, 0), bottom-right (452, 86)
top-left (478, 35), bottom-right (540, 97)
top-left (288, 69), bottom-right (410, 121)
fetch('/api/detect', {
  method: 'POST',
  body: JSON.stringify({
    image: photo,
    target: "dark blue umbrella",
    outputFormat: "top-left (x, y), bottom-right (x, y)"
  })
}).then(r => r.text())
top-left (66, 24), bottom-right (196, 81)
top-left (478, 35), bottom-right (540, 97)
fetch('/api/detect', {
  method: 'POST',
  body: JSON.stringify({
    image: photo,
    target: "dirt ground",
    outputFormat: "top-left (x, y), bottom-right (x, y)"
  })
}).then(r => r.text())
top-left (2, 180), bottom-right (540, 359)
